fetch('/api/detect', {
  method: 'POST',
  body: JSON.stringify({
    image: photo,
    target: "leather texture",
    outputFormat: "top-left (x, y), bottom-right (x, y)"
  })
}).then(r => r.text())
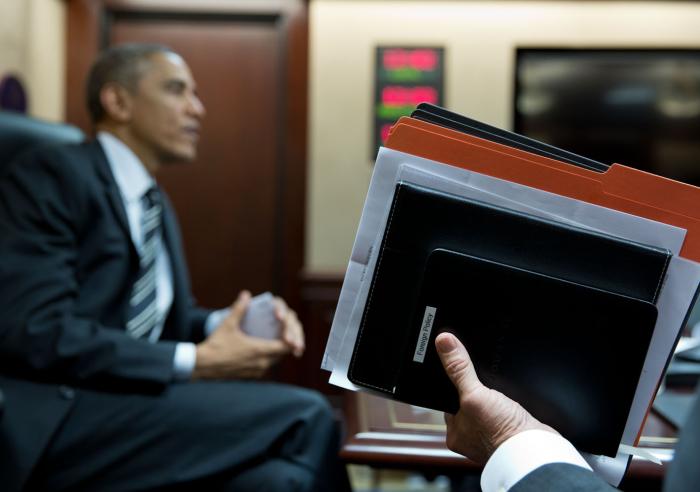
top-left (0, 111), bottom-right (84, 172)
top-left (349, 182), bottom-right (670, 456)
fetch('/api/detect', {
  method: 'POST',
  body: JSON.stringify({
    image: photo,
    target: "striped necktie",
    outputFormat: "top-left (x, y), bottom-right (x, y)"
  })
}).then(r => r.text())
top-left (127, 187), bottom-right (162, 340)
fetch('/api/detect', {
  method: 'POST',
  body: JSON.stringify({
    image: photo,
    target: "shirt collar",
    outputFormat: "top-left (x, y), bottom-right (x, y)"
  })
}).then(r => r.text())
top-left (97, 131), bottom-right (155, 203)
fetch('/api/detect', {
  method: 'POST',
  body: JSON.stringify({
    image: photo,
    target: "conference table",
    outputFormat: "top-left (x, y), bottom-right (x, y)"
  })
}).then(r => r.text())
top-left (341, 392), bottom-right (679, 491)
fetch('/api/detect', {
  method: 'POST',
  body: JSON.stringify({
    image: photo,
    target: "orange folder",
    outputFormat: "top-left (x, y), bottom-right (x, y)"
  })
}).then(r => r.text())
top-left (385, 116), bottom-right (700, 263)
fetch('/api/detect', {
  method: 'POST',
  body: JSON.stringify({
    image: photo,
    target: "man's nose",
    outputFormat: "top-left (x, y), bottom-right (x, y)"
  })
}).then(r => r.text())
top-left (188, 94), bottom-right (206, 119)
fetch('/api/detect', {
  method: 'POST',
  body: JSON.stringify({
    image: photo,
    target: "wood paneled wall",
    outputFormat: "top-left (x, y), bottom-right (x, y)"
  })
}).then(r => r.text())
top-left (277, 271), bottom-right (344, 394)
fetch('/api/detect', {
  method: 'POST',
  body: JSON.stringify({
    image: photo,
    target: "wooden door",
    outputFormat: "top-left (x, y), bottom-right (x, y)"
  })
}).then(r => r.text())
top-left (66, 0), bottom-right (307, 309)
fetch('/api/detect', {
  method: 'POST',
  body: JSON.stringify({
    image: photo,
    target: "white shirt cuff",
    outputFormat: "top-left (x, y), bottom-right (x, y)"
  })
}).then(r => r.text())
top-left (481, 430), bottom-right (592, 492)
top-left (204, 308), bottom-right (231, 337)
top-left (172, 342), bottom-right (197, 381)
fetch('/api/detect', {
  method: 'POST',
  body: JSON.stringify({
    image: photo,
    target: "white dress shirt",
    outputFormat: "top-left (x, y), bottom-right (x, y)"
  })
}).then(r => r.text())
top-left (481, 429), bottom-right (592, 492)
top-left (98, 132), bottom-right (223, 381)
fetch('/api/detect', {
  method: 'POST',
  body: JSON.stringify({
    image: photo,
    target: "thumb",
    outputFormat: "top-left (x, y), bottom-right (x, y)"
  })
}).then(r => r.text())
top-left (435, 332), bottom-right (482, 398)
top-left (227, 290), bottom-right (252, 325)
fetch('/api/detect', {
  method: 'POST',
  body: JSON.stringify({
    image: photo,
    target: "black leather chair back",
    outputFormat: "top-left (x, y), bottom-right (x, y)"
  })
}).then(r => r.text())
top-left (0, 110), bottom-right (85, 171)
top-left (0, 111), bottom-right (84, 418)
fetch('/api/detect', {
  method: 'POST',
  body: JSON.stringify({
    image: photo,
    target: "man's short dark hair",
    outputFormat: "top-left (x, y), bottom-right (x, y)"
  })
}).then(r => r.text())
top-left (85, 43), bottom-right (176, 124)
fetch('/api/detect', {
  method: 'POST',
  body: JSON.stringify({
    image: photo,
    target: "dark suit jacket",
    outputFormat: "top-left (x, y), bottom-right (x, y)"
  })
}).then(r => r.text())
top-left (511, 392), bottom-right (700, 491)
top-left (0, 140), bottom-right (212, 490)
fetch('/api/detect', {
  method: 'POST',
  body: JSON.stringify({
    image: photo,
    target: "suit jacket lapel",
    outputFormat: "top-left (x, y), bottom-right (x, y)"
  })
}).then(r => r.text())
top-left (88, 140), bottom-right (138, 259)
top-left (89, 139), bottom-right (192, 339)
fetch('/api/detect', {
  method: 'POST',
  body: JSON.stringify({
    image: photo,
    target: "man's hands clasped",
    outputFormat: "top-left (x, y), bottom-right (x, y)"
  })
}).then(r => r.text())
top-left (193, 291), bottom-right (305, 380)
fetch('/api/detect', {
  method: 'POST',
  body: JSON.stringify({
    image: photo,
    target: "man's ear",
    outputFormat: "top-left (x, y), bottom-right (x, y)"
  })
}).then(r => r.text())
top-left (99, 83), bottom-right (133, 123)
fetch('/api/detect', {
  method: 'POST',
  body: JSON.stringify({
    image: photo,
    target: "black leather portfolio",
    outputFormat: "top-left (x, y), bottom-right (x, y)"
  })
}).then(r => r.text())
top-left (348, 182), bottom-right (671, 456)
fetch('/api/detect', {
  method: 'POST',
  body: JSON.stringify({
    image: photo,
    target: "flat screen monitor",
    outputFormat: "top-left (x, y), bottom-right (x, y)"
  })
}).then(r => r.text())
top-left (514, 49), bottom-right (700, 185)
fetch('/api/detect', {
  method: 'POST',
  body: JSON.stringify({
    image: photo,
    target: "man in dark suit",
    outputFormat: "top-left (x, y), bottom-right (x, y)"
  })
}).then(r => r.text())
top-left (0, 44), bottom-right (349, 492)
top-left (435, 332), bottom-right (699, 491)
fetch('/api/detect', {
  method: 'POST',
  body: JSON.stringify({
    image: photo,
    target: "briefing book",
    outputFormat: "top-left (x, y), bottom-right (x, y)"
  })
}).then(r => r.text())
top-left (323, 105), bottom-right (700, 485)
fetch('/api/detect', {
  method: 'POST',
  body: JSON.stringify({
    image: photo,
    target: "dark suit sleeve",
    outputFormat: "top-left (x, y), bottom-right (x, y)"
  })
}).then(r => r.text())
top-left (511, 463), bottom-right (618, 492)
top-left (0, 148), bottom-right (176, 391)
top-left (663, 392), bottom-right (700, 492)
top-left (186, 306), bottom-right (213, 343)
top-left (510, 395), bottom-right (700, 492)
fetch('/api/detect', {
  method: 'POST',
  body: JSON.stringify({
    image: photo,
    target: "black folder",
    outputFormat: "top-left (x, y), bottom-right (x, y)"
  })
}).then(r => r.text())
top-left (412, 103), bottom-right (609, 172)
top-left (348, 182), bottom-right (670, 456)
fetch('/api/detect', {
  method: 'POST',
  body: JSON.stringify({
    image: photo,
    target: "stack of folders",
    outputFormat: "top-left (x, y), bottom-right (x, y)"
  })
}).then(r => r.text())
top-left (322, 104), bottom-right (700, 486)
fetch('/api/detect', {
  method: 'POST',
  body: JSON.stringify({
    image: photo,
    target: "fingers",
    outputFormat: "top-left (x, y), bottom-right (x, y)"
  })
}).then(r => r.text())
top-left (282, 321), bottom-right (304, 357)
top-left (228, 293), bottom-right (304, 358)
top-left (225, 290), bottom-right (251, 327)
top-left (235, 356), bottom-right (277, 379)
top-left (275, 297), bottom-right (305, 357)
top-left (273, 296), bottom-right (288, 320)
top-left (284, 315), bottom-right (305, 358)
top-left (435, 332), bottom-right (482, 399)
top-left (249, 336), bottom-right (290, 357)
top-left (246, 341), bottom-right (288, 378)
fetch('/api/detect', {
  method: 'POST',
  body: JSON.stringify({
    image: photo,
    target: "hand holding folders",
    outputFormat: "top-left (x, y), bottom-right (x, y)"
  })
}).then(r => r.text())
top-left (322, 105), bottom-right (700, 485)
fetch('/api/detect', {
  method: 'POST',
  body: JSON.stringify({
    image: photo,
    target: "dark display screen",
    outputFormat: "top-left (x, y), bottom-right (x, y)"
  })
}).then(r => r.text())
top-left (514, 49), bottom-right (700, 185)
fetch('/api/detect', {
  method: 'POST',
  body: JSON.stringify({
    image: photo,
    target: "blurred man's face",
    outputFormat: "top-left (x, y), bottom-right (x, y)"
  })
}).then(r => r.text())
top-left (127, 52), bottom-right (206, 165)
